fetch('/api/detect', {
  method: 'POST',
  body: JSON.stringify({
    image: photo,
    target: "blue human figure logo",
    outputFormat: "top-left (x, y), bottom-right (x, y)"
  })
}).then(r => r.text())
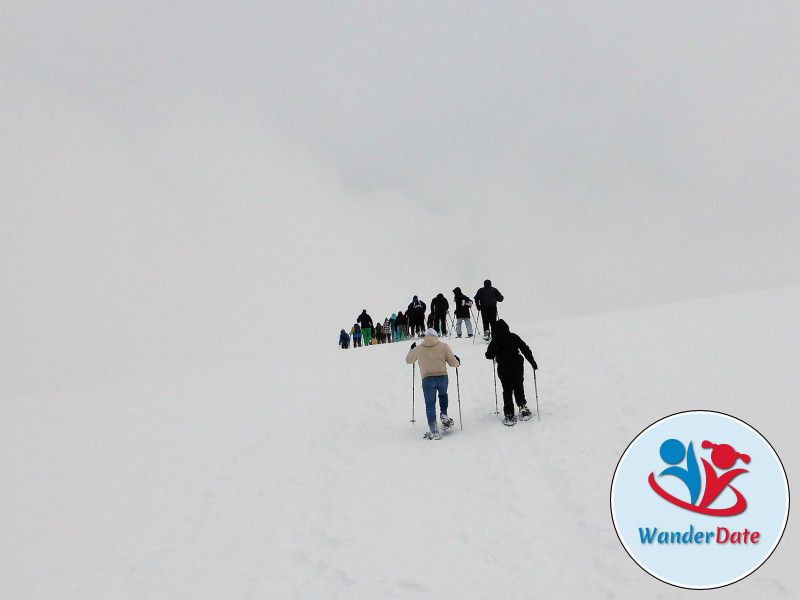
top-left (658, 439), bottom-right (701, 505)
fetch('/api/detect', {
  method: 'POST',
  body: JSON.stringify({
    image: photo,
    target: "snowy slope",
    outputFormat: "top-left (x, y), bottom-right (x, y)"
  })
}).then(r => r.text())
top-left (2, 287), bottom-right (797, 599)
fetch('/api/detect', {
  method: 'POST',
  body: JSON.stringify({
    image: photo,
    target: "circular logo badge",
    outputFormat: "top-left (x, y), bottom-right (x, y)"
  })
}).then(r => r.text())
top-left (611, 411), bottom-right (789, 589)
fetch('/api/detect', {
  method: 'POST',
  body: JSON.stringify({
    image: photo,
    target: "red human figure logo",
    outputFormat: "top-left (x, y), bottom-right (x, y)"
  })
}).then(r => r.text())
top-left (648, 439), bottom-right (751, 515)
top-left (697, 441), bottom-right (750, 513)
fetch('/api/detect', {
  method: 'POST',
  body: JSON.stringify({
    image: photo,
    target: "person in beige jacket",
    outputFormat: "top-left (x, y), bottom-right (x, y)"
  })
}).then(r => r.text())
top-left (406, 329), bottom-right (461, 439)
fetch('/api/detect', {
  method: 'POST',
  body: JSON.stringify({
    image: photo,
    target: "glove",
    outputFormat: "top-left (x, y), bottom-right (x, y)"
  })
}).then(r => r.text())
top-left (531, 360), bottom-right (538, 370)
top-left (410, 342), bottom-right (417, 350)
top-left (454, 354), bottom-right (461, 366)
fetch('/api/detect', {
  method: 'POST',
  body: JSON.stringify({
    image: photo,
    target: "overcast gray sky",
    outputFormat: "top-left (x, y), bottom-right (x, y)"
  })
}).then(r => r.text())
top-left (3, 2), bottom-right (799, 394)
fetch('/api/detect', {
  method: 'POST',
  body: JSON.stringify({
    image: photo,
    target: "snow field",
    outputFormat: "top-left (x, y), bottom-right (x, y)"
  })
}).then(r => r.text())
top-left (2, 287), bottom-right (798, 599)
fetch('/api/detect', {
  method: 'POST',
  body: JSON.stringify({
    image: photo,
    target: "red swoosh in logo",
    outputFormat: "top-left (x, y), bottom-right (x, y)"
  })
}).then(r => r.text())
top-left (648, 473), bottom-right (747, 516)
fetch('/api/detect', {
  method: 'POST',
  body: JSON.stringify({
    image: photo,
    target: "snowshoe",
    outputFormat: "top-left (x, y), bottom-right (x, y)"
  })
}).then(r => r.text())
top-left (503, 414), bottom-right (517, 427)
top-left (520, 405), bottom-right (533, 421)
top-left (441, 414), bottom-right (455, 430)
top-left (423, 431), bottom-right (441, 440)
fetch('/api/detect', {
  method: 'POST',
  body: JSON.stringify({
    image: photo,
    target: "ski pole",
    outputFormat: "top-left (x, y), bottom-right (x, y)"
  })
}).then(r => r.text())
top-left (448, 313), bottom-right (455, 338)
top-left (492, 358), bottom-right (499, 415)
top-left (533, 367), bottom-right (540, 421)
top-left (470, 307), bottom-right (481, 344)
top-left (411, 363), bottom-right (416, 424)
top-left (456, 366), bottom-right (463, 430)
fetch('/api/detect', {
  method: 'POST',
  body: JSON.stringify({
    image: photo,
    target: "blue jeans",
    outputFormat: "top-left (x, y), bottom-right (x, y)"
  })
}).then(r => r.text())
top-left (455, 318), bottom-right (473, 336)
top-left (422, 375), bottom-right (449, 432)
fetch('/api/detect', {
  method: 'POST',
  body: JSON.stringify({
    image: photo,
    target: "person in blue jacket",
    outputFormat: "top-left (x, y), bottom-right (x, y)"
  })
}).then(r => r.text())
top-left (339, 329), bottom-right (350, 349)
top-left (351, 323), bottom-right (363, 348)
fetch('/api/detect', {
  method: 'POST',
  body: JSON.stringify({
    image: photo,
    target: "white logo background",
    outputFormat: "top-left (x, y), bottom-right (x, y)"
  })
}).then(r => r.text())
top-left (611, 411), bottom-right (789, 589)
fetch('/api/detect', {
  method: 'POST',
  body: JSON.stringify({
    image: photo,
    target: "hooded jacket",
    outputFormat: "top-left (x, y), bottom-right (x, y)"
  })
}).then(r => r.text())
top-left (408, 296), bottom-right (426, 315)
top-left (431, 293), bottom-right (449, 317)
top-left (405, 332), bottom-right (460, 379)
top-left (485, 319), bottom-right (536, 372)
top-left (452, 287), bottom-right (472, 318)
top-left (474, 280), bottom-right (504, 311)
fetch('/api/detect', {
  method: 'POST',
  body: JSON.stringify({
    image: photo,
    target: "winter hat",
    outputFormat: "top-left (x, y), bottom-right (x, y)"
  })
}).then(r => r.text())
top-left (425, 328), bottom-right (439, 338)
top-left (484, 279), bottom-right (492, 287)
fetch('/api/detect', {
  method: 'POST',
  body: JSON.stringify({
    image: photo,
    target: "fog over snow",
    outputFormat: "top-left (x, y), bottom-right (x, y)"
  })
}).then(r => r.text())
top-left (2, 2), bottom-right (799, 394)
top-left (1, 3), bottom-right (798, 597)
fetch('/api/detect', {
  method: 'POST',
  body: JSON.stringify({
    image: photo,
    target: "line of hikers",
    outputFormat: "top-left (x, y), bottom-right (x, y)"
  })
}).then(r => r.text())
top-left (338, 280), bottom-right (505, 349)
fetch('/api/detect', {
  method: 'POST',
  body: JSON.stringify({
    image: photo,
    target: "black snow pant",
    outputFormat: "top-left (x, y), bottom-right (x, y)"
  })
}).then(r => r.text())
top-left (433, 314), bottom-right (447, 336)
top-left (497, 361), bottom-right (526, 417)
top-left (481, 306), bottom-right (498, 337)
top-left (413, 313), bottom-right (426, 336)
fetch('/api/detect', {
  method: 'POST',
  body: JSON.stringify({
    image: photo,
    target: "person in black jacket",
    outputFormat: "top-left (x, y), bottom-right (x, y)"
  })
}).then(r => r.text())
top-left (430, 293), bottom-right (449, 336)
top-left (407, 296), bottom-right (427, 338)
top-left (485, 319), bottom-right (538, 425)
top-left (452, 287), bottom-right (474, 338)
top-left (357, 310), bottom-right (375, 346)
top-left (395, 311), bottom-right (408, 341)
top-left (474, 279), bottom-right (504, 340)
